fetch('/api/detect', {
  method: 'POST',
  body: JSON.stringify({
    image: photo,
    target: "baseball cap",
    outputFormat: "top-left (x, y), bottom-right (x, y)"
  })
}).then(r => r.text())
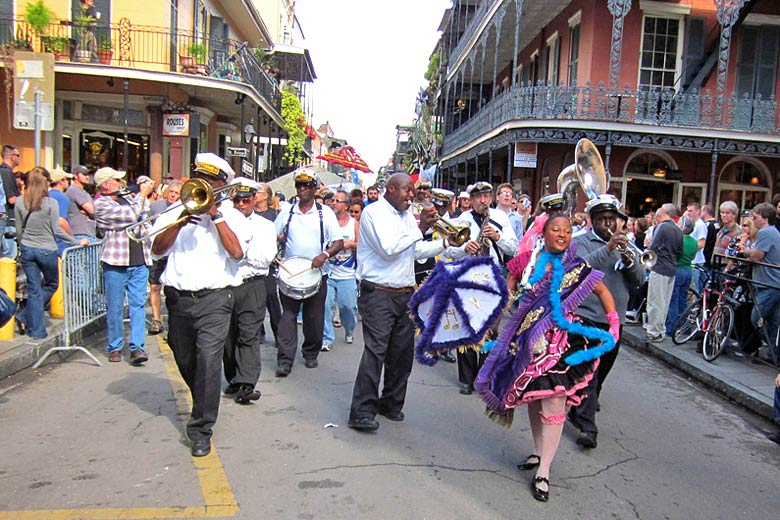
top-left (50, 168), bottom-right (73, 182)
top-left (72, 165), bottom-right (89, 175)
top-left (136, 175), bottom-right (153, 185)
top-left (94, 167), bottom-right (126, 187)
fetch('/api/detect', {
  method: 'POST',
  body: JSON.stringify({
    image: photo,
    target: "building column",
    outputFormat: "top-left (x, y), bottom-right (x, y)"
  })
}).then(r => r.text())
top-left (607, 0), bottom-right (632, 90)
top-left (715, 0), bottom-right (747, 126)
top-left (507, 142), bottom-right (513, 183)
top-left (147, 106), bottom-right (163, 183)
top-left (511, 0), bottom-right (524, 89)
top-left (491, 9), bottom-right (506, 98)
top-left (709, 140), bottom-right (719, 205)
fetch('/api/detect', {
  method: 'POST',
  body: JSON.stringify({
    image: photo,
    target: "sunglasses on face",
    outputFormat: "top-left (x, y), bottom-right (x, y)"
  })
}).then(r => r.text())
top-left (295, 182), bottom-right (316, 189)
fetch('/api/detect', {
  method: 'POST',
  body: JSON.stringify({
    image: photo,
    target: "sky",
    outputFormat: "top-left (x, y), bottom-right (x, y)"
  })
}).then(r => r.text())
top-left (295, 0), bottom-right (451, 173)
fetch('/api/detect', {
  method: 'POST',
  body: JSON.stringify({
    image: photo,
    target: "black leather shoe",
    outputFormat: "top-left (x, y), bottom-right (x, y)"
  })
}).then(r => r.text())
top-left (440, 351), bottom-right (456, 363)
top-left (275, 364), bottom-right (291, 377)
top-left (378, 409), bottom-right (404, 422)
top-left (224, 383), bottom-right (240, 396)
top-left (348, 417), bottom-right (379, 432)
top-left (304, 358), bottom-right (318, 369)
top-left (531, 476), bottom-right (550, 502)
top-left (191, 438), bottom-right (211, 457)
top-left (517, 454), bottom-right (541, 471)
top-left (459, 384), bottom-right (474, 395)
top-left (235, 384), bottom-right (261, 404)
top-left (768, 431), bottom-right (780, 445)
top-left (576, 431), bottom-right (598, 449)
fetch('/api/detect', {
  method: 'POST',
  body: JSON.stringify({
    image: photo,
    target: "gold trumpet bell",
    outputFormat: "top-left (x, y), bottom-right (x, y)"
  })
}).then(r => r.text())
top-left (432, 219), bottom-right (471, 246)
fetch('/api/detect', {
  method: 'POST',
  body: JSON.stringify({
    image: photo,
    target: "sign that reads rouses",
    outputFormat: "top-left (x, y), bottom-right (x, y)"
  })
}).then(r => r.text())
top-left (162, 113), bottom-right (191, 137)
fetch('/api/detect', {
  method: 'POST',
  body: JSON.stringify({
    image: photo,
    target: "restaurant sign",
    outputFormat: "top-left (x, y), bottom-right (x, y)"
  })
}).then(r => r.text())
top-left (162, 113), bottom-right (191, 137)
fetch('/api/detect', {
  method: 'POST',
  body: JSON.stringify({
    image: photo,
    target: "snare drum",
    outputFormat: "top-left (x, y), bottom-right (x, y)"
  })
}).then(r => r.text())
top-left (277, 256), bottom-right (323, 300)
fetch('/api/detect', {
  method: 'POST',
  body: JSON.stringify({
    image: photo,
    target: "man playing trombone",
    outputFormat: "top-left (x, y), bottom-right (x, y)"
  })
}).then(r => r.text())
top-left (151, 153), bottom-right (250, 457)
top-left (568, 195), bottom-right (644, 449)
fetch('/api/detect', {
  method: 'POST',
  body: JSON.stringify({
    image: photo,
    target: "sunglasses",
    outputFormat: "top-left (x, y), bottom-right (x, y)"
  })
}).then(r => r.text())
top-left (295, 182), bottom-right (316, 189)
top-left (349, 209), bottom-right (361, 214)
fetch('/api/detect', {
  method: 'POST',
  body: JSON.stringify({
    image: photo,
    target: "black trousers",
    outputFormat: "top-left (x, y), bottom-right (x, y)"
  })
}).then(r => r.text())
top-left (165, 286), bottom-right (234, 441)
top-left (349, 286), bottom-right (415, 420)
top-left (569, 321), bottom-right (622, 434)
top-left (223, 276), bottom-right (266, 386)
top-left (276, 276), bottom-right (327, 368)
top-left (457, 349), bottom-right (487, 387)
top-left (260, 271), bottom-right (282, 346)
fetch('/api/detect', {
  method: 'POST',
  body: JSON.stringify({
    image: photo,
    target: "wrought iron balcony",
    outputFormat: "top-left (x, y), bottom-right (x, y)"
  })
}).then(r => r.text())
top-left (448, 0), bottom-right (492, 67)
top-left (441, 81), bottom-right (780, 156)
top-left (0, 16), bottom-right (281, 112)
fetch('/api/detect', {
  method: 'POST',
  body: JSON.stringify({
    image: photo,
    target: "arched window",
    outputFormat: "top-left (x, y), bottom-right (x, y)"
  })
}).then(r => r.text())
top-left (620, 150), bottom-right (677, 217)
top-left (717, 157), bottom-right (770, 211)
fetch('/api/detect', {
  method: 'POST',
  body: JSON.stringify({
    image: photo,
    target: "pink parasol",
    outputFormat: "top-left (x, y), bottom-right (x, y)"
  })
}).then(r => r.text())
top-left (317, 146), bottom-right (373, 173)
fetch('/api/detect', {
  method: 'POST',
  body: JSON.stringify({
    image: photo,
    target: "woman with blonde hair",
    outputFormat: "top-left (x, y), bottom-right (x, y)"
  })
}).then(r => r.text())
top-left (15, 167), bottom-right (88, 338)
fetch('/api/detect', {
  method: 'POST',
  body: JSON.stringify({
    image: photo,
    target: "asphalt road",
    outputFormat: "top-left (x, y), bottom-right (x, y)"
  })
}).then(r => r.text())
top-left (1, 322), bottom-right (779, 520)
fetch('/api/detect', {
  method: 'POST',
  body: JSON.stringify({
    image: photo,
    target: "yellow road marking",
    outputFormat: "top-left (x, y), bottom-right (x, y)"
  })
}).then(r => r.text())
top-left (0, 336), bottom-right (239, 519)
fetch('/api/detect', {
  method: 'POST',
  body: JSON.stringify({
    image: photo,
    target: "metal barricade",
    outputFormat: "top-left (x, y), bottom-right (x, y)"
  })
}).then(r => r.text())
top-left (33, 243), bottom-right (105, 368)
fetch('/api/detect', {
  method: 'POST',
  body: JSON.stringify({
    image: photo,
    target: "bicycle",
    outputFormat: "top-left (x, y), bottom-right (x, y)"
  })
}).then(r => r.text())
top-left (671, 266), bottom-right (710, 345)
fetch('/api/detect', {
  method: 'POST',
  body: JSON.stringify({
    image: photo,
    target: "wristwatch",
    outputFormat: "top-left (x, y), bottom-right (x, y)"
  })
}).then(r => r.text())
top-left (211, 211), bottom-right (224, 222)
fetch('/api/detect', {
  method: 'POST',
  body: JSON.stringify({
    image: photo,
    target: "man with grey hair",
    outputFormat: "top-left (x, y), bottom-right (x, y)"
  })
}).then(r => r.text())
top-left (714, 201), bottom-right (740, 260)
top-left (644, 203), bottom-right (683, 342)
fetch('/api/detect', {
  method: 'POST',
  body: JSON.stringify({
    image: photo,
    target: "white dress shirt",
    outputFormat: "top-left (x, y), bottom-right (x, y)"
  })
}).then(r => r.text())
top-left (152, 201), bottom-right (250, 291)
top-left (235, 212), bottom-right (277, 279)
top-left (274, 201), bottom-right (339, 261)
top-left (443, 207), bottom-right (518, 263)
top-left (356, 197), bottom-right (443, 288)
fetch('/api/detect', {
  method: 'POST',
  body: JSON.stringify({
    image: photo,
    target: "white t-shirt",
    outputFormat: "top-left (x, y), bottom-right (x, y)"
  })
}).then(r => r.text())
top-left (274, 201), bottom-right (340, 261)
top-left (327, 216), bottom-right (357, 280)
top-left (692, 218), bottom-right (707, 264)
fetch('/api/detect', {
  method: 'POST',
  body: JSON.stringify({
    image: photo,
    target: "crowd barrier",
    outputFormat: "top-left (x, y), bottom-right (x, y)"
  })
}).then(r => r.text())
top-left (33, 243), bottom-right (105, 368)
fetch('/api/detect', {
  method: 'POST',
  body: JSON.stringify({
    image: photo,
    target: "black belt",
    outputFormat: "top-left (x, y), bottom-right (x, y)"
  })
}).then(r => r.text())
top-left (242, 274), bottom-right (266, 283)
top-left (168, 286), bottom-right (223, 298)
top-left (361, 280), bottom-right (414, 294)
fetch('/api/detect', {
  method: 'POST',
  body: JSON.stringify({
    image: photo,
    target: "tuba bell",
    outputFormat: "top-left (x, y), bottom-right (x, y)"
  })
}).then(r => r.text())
top-left (556, 138), bottom-right (609, 216)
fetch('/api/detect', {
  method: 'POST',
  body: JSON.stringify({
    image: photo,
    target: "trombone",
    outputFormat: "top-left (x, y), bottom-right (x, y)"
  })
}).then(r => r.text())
top-left (126, 178), bottom-right (240, 242)
top-left (412, 202), bottom-right (472, 246)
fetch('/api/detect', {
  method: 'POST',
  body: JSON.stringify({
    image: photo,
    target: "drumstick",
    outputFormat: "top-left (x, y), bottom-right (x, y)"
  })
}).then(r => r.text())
top-left (287, 266), bottom-right (314, 279)
top-left (276, 258), bottom-right (295, 276)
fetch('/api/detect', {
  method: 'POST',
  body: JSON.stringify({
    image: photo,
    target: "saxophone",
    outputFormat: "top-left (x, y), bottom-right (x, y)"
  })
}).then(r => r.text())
top-left (472, 211), bottom-right (493, 256)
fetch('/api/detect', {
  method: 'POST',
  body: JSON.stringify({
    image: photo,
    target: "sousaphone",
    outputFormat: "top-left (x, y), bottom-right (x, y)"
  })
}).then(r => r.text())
top-left (556, 138), bottom-right (609, 216)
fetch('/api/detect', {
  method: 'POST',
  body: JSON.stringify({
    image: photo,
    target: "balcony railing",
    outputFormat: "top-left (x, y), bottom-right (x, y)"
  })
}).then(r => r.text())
top-left (0, 16), bottom-right (281, 113)
top-left (442, 81), bottom-right (780, 156)
top-left (449, 0), bottom-right (492, 67)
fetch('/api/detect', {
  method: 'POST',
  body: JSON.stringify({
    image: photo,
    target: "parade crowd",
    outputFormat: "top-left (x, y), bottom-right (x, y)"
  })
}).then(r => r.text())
top-left (1, 143), bottom-right (779, 502)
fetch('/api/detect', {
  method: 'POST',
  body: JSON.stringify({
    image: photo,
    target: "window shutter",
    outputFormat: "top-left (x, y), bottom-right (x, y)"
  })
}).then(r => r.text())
top-left (683, 18), bottom-right (705, 88)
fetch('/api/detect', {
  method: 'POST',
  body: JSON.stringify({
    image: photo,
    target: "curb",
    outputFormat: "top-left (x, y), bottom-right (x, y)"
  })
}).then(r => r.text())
top-left (621, 325), bottom-right (774, 421)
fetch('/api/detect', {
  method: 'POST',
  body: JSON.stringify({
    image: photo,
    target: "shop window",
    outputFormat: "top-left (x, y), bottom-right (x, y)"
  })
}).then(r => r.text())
top-left (718, 160), bottom-right (770, 211)
top-left (625, 151), bottom-right (671, 176)
top-left (81, 104), bottom-right (145, 127)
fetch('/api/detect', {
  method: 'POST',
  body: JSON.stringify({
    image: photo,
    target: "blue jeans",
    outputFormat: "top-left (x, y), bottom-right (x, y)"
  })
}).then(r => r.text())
top-left (323, 277), bottom-right (357, 345)
top-left (103, 263), bottom-right (148, 353)
top-left (17, 246), bottom-right (60, 338)
top-left (752, 288), bottom-right (780, 364)
top-left (1, 223), bottom-right (17, 259)
top-left (666, 267), bottom-right (692, 335)
top-left (774, 384), bottom-right (780, 425)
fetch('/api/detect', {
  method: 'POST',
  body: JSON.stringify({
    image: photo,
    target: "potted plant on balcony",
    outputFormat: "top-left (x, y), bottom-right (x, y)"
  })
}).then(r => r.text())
top-left (42, 36), bottom-right (70, 61)
top-left (24, 0), bottom-right (55, 38)
top-left (73, 13), bottom-right (96, 62)
top-left (187, 43), bottom-right (207, 65)
top-left (97, 34), bottom-right (112, 65)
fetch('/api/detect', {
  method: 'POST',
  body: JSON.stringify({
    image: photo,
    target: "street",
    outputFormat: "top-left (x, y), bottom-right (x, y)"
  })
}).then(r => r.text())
top-left (1, 322), bottom-right (778, 520)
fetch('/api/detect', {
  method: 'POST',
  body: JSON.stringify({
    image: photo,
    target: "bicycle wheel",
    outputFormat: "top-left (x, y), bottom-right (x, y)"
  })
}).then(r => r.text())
top-left (702, 304), bottom-right (735, 362)
top-left (672, 301), bottom-right (702, 344)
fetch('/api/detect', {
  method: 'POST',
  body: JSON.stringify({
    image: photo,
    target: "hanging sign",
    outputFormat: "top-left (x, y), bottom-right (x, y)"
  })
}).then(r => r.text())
top-left (162, 113), bottom-right (191, 136)
top-left (513, 142), bottom-right (538, 168)
top-left (13, 51), bottom-right (55, 131)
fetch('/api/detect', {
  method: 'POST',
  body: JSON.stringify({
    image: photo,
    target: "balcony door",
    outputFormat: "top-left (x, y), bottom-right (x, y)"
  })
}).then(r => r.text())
top-left (71, 0), bottom-right (111, 38)
top-left (735, 25), bottom-right (780, 127)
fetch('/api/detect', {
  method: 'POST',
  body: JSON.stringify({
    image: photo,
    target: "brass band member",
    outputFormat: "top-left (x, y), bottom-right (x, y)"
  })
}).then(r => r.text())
top-left (223, 178), bottom-right (277, 404)
top-left (444, 181), bottom-right (518, 394)
top-left (151, 153), bottom-right (250, 457)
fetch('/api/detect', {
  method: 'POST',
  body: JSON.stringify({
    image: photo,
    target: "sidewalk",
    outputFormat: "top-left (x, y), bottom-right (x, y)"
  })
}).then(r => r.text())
top-left (1, 315), bottom-right (777, 421)
top-left (621, 321), bottom-right (777, 420)
top-left (0, 317), bottom-right (104, 380)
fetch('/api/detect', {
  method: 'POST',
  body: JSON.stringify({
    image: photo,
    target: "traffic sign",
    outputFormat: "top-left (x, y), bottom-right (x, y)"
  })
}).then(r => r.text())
top-left (13, 51), bottom-right (55, 131)
top-left (241, 159), bottom-right (253, 175)
top-left (227, 147), bottom-right (248, 158)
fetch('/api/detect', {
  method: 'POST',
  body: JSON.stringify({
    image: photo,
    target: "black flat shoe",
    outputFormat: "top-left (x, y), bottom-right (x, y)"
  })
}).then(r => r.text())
top-left (517, 454), bottom-right (541, 471)
top-left (531, 476), bottom-right (549, 502)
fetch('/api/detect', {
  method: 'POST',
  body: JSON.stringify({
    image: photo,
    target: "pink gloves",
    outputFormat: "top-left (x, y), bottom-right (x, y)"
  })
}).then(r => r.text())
top-left (607, 311), bottom-right (620, 343)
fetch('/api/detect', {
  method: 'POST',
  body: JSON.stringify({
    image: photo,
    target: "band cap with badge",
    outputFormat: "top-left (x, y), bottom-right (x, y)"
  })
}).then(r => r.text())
top-left (232, 177), bottom-right (258, 199)
top-left (293, 168), bottom-right (319, 187)
top-left (193, 152), bottom-right (235, 183)
top-left (431, 188), bottom-right (455, 208)
top-left (468, 182), bottom-right (493, 196)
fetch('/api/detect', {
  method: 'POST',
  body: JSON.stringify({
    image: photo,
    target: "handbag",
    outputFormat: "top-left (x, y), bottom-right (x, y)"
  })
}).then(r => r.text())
top-left (0, 287), bottom-right (14, 328)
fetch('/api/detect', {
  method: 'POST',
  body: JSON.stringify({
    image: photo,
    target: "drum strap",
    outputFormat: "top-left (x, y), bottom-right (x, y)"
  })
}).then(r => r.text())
top-left (281, 202), bottom-right (324, 258)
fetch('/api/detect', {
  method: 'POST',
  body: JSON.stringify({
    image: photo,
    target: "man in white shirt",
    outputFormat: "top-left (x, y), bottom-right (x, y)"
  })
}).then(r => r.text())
top-left (151, 153), bottom-right (250, 457)
top-left (222, 178), bottom-right (277, 405)
top-left (274, 169), bottom-right (343, 377)
top-left (443, 181), bottom-right (518, 394)
top-left (348, 173), bottom-right (455, 432)
top-left (495, 182), bottom-right (524, 242)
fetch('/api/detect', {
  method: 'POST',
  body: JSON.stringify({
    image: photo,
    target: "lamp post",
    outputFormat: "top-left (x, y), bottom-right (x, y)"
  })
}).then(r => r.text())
top-left (243, 118), bottom-right (257, 180)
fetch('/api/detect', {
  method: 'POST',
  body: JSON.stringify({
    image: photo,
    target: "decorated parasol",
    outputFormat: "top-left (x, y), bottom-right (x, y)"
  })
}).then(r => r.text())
top-left (317, 145), bottom-right (373, 173)
top-left (409, 256), bottom-right (509, 366)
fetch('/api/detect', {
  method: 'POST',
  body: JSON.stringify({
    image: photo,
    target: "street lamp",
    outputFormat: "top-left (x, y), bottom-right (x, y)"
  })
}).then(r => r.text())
top-left (243, 119), bottom-right (257, 180)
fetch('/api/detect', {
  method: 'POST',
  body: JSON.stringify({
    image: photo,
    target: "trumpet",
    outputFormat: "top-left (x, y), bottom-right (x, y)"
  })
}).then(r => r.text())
top-left (412, 203), bottom-right (471, 246)
top-left (126, 178), bottom-right (240, 242)
top-left (607, 229), bottom-right (657, 269)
